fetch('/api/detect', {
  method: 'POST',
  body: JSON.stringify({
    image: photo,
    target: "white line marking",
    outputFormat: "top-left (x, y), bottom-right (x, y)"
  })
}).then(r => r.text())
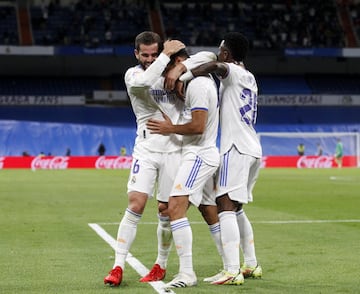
top-left (329, 176), bottom-right (359, 182)
top-left (88, 223), bottom-right (175, 294)
top-left (96, 219), bottom-right (360, 225)
top-left (254, 219), bottom-right (360, 224)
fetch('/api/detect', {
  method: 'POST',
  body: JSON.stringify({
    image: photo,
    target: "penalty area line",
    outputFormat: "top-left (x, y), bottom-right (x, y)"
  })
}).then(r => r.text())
top-left (88, 223), bottom-right (175, 294)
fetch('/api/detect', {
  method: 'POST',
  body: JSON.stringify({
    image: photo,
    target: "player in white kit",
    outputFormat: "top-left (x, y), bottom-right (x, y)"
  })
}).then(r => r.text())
top-left (146, 48), bottom-right (220, 289)
top-left (104, 31), bottom-right (185, 287)
top-left (168, 32), bottom-right (263, 285)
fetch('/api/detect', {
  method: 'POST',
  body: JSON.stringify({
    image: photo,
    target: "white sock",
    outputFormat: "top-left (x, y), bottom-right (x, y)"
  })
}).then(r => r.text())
top-left (113, 208), bottom-right (141, 269)
top-left (155, 214), bottom-right (172, 269)
top-left (170, 217), bottom-right (194, 275)
top-left (208, 222), bottom-right (226, 270)
top-left (219, 211), bottom-right (240, 274)
top-left (237, 209), bottom-right (257, 267)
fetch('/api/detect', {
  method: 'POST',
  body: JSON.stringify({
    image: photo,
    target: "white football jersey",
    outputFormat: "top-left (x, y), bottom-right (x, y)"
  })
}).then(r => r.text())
top-left (181, 75), bottom-right (219, 166)
top-left (125, 53), bottom-right (183, 153)
top-left (218, 63), bottom-right (262, 158)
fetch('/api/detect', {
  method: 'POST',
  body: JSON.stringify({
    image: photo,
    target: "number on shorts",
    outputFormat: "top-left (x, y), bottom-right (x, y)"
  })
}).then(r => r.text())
top-left (132, 159), bottom-right (140, 174)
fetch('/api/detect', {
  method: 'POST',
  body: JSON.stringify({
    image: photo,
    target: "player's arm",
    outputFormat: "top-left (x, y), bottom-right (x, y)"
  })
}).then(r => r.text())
top-left (183, 61), bottom-right (229, 81)
top-left (146, 110), bottom-right (207, 135)
top-left (126, 40), bottom-right (185, 94)
top-left (164, 51), bottom-right (217, 90)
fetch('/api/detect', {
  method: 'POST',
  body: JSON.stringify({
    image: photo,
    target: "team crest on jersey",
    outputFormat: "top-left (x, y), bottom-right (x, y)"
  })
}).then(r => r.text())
top-left (131, 176), bottom-right (136, 184)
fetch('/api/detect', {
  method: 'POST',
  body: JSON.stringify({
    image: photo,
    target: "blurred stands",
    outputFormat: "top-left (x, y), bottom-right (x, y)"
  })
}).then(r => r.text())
top-left (0, 0), bottom-right (360, 100)
top-left (1, 0), bottom-right (360, 157)
top-left (306, 74), bottom-right (360, 94)
top-left (30, 0), bottom-right (149, 46)
top-left (160, 0), bottom-right (346, 48)
top-left (258, 75), bottom-right (312, 95)
top-left (0, 3), bottom-right (19, 45)
top-left (0, 76), bottom-right (103, 96)
top-left (258, 74), bottom-right (360, 95)
top-left (0, 0), bottom-right (356, 48)
top-left (349, 0), bottom-right (360, 45)
top-left (1, 74), bottom-right (360, 96)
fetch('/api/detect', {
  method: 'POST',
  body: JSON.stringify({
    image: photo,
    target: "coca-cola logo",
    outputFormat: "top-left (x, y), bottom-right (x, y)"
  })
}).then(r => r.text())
top-left (95, 156), bottom-right (133, 169)
top-left (297, 156), bottom-right (333, 168)
top-left (0, 157), bottom-right (4, 169)
top-left (31, 156), bottom-right (69, 171)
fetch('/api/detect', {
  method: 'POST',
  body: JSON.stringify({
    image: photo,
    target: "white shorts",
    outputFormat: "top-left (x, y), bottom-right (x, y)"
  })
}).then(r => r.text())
top-left (216, 146), bottom-right (261, 204)
top-left (200, 173), bottom-right (217, 206)
top-left (170, 153), bottom-right (218, 207)
top-left (127, 149), bottom-right (182, 202)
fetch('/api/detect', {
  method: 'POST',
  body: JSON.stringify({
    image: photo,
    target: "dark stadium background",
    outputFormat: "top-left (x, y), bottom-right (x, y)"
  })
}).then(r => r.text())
top-left (1, 0), bottom-right (359, 156)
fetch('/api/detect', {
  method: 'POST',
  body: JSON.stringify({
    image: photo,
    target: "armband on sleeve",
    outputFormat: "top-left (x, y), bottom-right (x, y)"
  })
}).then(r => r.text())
top-left (182, 51), bottom-right (217, 70)
top-left (179, 70), bottom-right (194, 82)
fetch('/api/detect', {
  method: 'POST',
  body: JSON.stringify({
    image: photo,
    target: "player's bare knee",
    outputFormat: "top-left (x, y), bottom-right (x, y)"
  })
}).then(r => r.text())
top-left (216, 195), bottom-right (237, 212)
top-left (128, 192), bottom-right (147, 214)
top-left (198, 205), bottom-right (219, 225)
top-left (158, 201), bottom-right (169, 216)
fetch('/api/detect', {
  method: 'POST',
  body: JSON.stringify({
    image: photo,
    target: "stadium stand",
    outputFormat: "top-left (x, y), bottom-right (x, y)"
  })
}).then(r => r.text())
top-left (30, 0), bottom-right (150, 46)
top-left (0, 4), bottom-right (18, 45)
top-left (1, 74), bottom-right (360, 96)
top-left (0, 0), bottom-right (357, 48)
top-left (160, 0), bottom-right (346, 48)
top-left (0, 0), bottom-right (359, 156)
top-left (306, 74), bottom-right (360, 94)
top-left (0, 76), bottom-right (102, 96)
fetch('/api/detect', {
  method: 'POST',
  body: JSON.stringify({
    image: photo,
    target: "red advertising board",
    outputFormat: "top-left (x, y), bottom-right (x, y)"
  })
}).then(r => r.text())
top-left (0, 155), bottom-right (357, 170)
top-left (0, 156), bottom-right (133, 170)
top-left (262, 155), bottom-right (357, 168)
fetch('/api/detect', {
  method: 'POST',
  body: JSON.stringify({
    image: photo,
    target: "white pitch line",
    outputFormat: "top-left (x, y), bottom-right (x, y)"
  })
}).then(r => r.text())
top-left (96, 219), bottom-right (360, 226)
top-left (88, 223), bottom-right (175, 294)
top-left (254, 219), bottom-right (360, 224)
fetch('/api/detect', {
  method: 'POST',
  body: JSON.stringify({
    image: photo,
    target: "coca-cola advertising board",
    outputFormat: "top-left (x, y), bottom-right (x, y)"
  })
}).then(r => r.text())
top-left (0, 156), bottom-right (133, 170)
top-left (0, 155), bottom-right (357, 170)
top-left (261, 155), bottom-right (357, 168)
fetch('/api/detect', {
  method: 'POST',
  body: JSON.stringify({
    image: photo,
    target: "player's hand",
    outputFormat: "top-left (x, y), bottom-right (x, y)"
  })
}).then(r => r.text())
top-left (146, 113), bottom-right (173, 135)
top-left (164, 63), bottom-right (186, 90)
top-left (174, 80), bottom-right (185, 100)
top-left (163, 40), bottom-right (185, 56)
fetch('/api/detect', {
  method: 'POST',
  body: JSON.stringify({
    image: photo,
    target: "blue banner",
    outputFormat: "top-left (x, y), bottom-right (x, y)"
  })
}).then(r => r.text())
top-left (55, 46), bottom-right (116, 56)
top-left (284, 48), bottom-right (342, 57)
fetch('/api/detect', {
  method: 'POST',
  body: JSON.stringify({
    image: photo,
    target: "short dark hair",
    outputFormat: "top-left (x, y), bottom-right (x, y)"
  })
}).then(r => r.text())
top-left (135, 31), bottom-right (163, 53)
top-left (223, 32), bottom-right (249, 62)
top-left (165, 48), bottom-right (189, 69)
top-left (170, 48), bottom-right (189, 62)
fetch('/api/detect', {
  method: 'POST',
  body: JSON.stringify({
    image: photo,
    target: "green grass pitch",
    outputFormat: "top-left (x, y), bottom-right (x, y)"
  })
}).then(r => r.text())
top-left (1, 168), bottom-right (359, 294)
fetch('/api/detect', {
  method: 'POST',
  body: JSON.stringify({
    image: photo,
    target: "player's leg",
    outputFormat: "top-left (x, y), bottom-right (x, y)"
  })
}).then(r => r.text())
top-left (198, 176), bottom-right (227, 282)
top-left (140, 151), bottom-right (181, 282)
top-left (139, 201), bottom-right (170, 282)
top-left (238, 156), bottom-right (262, 278)
top-left (165, 195), bottom-right (197, 288)
top-left (104, 155), bottom-right (157, 286)
top-left (165, 156), bottom-right (217, 288)
top-left (211, 148), bottom-right (245, 285)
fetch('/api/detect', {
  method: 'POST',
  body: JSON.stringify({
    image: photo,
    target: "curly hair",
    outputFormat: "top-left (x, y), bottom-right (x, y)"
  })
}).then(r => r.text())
top-left (223, 32), bottom-right (249, 62)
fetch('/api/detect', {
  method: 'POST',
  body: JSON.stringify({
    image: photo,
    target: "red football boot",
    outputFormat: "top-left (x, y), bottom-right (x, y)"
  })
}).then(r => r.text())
top-left (139, 264), bottom-right (166, 282)
top-left (104, 266), bottom-right (123, 286)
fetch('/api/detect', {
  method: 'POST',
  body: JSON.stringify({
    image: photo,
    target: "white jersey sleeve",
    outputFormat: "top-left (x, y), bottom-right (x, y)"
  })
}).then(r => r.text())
top-left (125, 53), bottom-right (170, 102)
top-left (182, 51), bottom-right (217, 71)
top-left (125, 54), bottom-right (183, 153)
